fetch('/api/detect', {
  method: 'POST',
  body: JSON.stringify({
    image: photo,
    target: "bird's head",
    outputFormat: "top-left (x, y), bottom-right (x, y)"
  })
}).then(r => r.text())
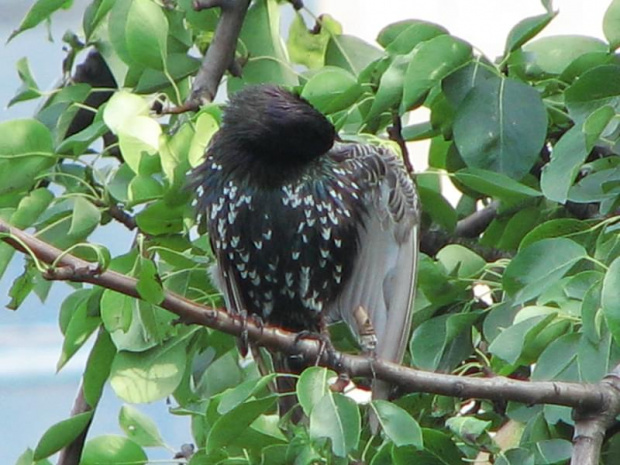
top-left (219, 85), bottom-right (336, 165)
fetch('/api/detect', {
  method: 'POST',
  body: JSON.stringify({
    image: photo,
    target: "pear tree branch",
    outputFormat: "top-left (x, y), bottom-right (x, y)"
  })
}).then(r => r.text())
top-left (1, 218), bottom-right (619, 465)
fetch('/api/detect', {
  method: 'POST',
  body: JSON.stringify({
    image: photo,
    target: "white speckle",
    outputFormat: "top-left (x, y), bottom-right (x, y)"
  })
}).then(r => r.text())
top-left (240, 252), bottom-right (249, 263)
top-left (292, 251), bottom-right (300, 260)
top-left (253, 240), bottom-right (263, 250)
top-left (302, 234), bottom-right (309, 244)
top-left (236, 262), bottom-right (246, 272)
top-left (335, 264), bottom-right (342, 273)
top-left (285, 272), bottom-right (294, 287)
top-left (263, 300), bottom-right (274, 316)
top-left (328, 211), bottom-right (339, 225)
top-left (335, 239), bottom-right (342, 248)
top-left (307, 218), bottom-right (316, 227)
top-left (320, 216), bottom-right (328, 225)
top-left (240, 270), bottom-right (248, 279)
top-left (251, 275), bottom-right (260, 286)
top-left (227, 210), bottom-right (237, 224)
top-left (231, 236), bottom-right (240, 248)
top-left (263, 229), bottom-right (272, 240)
top-left (228, 252), bottom-right (234, 260)
top-left (268, 262), bottom-right (277, 272)
top-left (321, 227), bottom-right (331, 240)
top-left (319, 259), bottom-right (326, 268)
top-left (320, 248), bottom-right (329, 258)
top-left (300, 266), bottom-right (310, 295)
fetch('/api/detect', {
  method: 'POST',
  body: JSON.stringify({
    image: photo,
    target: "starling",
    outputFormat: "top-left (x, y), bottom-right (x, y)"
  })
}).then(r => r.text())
top-left (193, 85), bottom-right (419, 415)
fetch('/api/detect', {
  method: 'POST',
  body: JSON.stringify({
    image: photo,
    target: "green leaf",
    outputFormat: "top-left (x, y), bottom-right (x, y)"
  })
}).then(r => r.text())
top-left (135, 200), bottom-right (185, 235)
top-left (488, 314), bottom-right (554, 364)
top-left (189, 111), bottom-right (219, 168)
top-left (57, 296), bottom-right (100, 370)
top-left (11, 188), bottom-right (54, 229)
top-left (540, 125), bottom-right (588, 203)
top-left (417, 185), bottom-right (457, 232)
top-left (297, 366), bottom-right (335, 417)
top-left (81, 435), bottom-right (147, 465)
top-left (218, 374), bottom-right (277, 414)
top-left (453, 76), bottom-right (547, 180)
top-left (128, 175), bottom-right (163, 205)
top-left (83, 0), bottom-right (116, 40)
top-left (301, 67), bottom-right (362, 114)
top-left (206, 396), bottom-right (277, 453)
top-left (446, 416), bottom-right (491, 440)
top-left (68, 197), bottom-right (101, 237)
top-left (287, 13), bottom-right (342, 69)
top-left (532, 333), bottom-right (580, 381)
top-left (136, 258), bottom-right (164, 305)
top-left (401, 35), bottom-right (472, 111)
top-left (377, 19), bottom-right (448, 55)
top-left (33, 412), bottom-right (94, 460)
top-left (309, 392), bottom-right (360, 458)
top-left (83, 329), bottom-right (116, 406)
top-left (454, 168), bottom-right (542, 201)
top-left (371, 400), bottom-right (423, 448)
top-left (119, 405), bottom-right (165, 447)
top-left (230, 0), bottom-right (298, 88)
top-left (0, 119), bottom-right (55, 195)
top-left (503, 238), bottom-right (587, 303)
top-left (565, 65), bottom-right (620, 123)
top-left (16, 448), bottom-right (52, 465)
top-left (325, 34), bottom-right (384, 75)
top-left (436, 245), bottom-right (486, 278)
top-left (101, 290), bottom-right (134, 333)
top-left (504, 12), bottom-right (555, 53)
top-left (366, 55), bottom-right (409, 120)
top-left (8, 0), bottom-right (72, 42)
top-left (125, 0), bottom-right (168, 70)
top-left (9, 57), bottom-right (41, 106)
top-left (604, 0), bottom-right (620, 50)
top-left (602, 257), bottom-right (620, 346)
top-left (110, 335), bottom-right (188, 402)
top-left (520, 219), bottom-right (592, 250)
top-left (442, 58), bottom-right (497, 108)
top-left (518, 35), bottom-right (607, 76)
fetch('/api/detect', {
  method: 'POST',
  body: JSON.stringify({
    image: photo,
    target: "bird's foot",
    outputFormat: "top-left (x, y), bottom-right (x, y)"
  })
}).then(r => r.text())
top-left (353, 305), bottom-right (377, 356)
top-left (292, 330), bottom-right (335, 367)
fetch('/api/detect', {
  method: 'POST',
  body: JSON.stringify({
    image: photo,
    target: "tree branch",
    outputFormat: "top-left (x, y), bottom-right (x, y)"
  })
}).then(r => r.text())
top-left (387, 112), bottom-right (414, 176)
top-left (1, 217), bottom-right (620, 423)
top-left (179, 0), bottom-right (251, 111)
top-left (57, 382), bottom-right (92, 465)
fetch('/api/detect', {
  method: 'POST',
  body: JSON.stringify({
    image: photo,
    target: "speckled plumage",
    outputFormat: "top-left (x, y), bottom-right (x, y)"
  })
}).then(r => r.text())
top-left (193, 85), bottom-right (419, 403)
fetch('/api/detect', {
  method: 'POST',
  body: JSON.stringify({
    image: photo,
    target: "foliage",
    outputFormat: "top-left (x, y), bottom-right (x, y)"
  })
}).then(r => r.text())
top-left (4, 0), bottom-right (620, 463)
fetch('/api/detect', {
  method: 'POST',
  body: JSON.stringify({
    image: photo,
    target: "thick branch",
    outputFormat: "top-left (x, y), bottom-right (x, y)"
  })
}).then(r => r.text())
top-left (183, 0), bottom-right (251, 109)
top-left (0, 218), bottom-right (618, 417)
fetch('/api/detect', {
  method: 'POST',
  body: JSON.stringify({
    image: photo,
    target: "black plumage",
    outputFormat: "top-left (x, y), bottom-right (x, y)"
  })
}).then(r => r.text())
top-left (193, 85), bottom-right (419, 413)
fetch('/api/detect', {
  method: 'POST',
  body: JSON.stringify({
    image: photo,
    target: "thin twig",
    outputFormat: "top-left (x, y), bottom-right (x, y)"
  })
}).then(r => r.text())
top-left (387, 112), bottom-right (414, 175)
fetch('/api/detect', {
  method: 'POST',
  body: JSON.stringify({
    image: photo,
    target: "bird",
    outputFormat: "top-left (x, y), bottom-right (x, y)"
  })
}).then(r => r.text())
top-left (192, 84), bottom-right (419, 421)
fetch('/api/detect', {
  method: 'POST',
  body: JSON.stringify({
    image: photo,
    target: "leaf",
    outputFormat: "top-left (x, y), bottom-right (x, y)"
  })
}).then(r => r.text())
top-left (297, 366), bottom-right (335, 417)
top-left (101, 290), bottom-right (134, 333)
top-left (488, 314), bottom-right (554, 364)
top-left (287, 13), bottom-right (342, 69)
top-left (110, 335), bottom-right (188, 402)
top-left (604, 0), bottom-right (620, 50)
top-left (206, 396), bottom-right (277, 453)
top-left (602, 257), bottom-right (620, 346)
top-left (436, 245), bottom-right (486, 278)
top-left (81, 435), bottom-right (147, 465)
top-left (136, 258), bottom-right (164, 305)
top-left (189, 111), bottom-right (219, 168)
top-left (504, 12), bottom-right (555, 53)
top-left (33, 412), bottom-right (94, 460)
top-left (503, 238), bottom-right (587, 303)
top-left (532, 333), bottom-right (580, 381)
top-left (520, 219), bottom-right (592, 250)
top-left (454, 168), bottom-right (542, 201)
top-left (518, 35), bottom-right (607, 76)
top-left (301, 67), bottom-right (362, 114)
top-left (0, 119), bottom-right (55, 195)
top-left (124, 0), bottom-right (168, 70)
top-left (8, 0), bottom-right (72, 42)
top-left (540, 125), bottom-right (588, 203)
top-left (230, 0), bottom-right (298, 88)
top-left (83, 329), bottom-right (116, 406)
top-left (218, 374), bottom-right (277, 414)
top-left (325, 34), bottom-right (383, 75)
top-left (11, 188), bottom-right (54, 229)
top-left (9, 57), bottom-right (41, 106)
top-left (401, 35), bottom-right (472, 112)
top-left (57, 297), bottom-right (100, 370)
top-left (119, 405), bottom-right (165, 447)
top-left (442, 58), bottom-right (497, 108)
top-left (371, 400), bottom-right (423, 448)
top-left (377, 19), bottom-right (448, 55)
top-left (417, 185), bottom-right (457, 232)
top-left (135, 200), bottom-right (185, 235)
top-left (68, 197), bottom-right (101, 237)
top-left (565, 65), bottom-right (620, 123)
top-left (453, 76), bottom-right (547, 180)
top-left (366, 54), bottom-right (409, 120)
top-left (309, 392), bottom-right (360, 457)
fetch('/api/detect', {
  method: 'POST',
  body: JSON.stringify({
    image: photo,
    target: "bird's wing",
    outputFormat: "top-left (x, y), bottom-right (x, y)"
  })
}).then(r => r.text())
top-left (326, 144), bottom-right (419, 385)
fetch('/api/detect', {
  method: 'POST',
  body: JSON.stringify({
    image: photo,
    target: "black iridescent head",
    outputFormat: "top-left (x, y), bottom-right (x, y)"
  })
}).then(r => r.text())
top-left (220, 85), bottom-right (336, 165)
